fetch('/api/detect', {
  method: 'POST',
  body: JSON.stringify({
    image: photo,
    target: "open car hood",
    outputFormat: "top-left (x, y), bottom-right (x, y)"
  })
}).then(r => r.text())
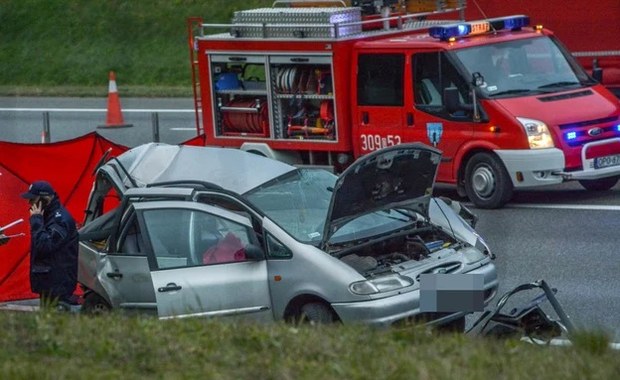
top-left (321, 143), bottom-right (441, 246)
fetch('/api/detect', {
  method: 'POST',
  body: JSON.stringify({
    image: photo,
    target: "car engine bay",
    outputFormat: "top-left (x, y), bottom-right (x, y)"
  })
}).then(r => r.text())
top-left (336, 225), bottom-right (462, 275)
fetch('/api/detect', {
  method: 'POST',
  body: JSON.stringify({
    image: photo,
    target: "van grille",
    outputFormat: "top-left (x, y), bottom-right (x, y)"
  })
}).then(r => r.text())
top-left (557, 116), bottom-right (619, 148)
top-left (558, 116), bottom-right (618, 130)
top-left (537, 90), bottom-right (593, 102)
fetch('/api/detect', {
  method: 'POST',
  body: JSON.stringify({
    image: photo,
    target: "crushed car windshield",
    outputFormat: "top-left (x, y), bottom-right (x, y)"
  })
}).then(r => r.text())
top-left (245, 169), bottom-right (334, 243)
top-left (244, 169), bottom-right (419, 244)
top-left (454, 35), bottom-right (591, 98)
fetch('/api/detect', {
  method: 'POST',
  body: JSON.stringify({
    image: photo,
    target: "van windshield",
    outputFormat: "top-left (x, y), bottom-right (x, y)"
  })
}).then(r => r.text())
top-left (453, 36), bottom-right (592, 97)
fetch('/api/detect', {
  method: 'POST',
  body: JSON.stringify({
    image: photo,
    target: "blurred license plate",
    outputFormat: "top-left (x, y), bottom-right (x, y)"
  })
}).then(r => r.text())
top-left (594, 154), bottom-right (620, 169)
top-left (420, 273), bottom-right (484, 313)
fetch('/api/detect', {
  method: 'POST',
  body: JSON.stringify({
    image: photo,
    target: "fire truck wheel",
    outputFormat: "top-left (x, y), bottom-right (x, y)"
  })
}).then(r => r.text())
top-left (578, 176), bottom-right (619, 191)
top-left (464, 153), bottom-right (513, 209)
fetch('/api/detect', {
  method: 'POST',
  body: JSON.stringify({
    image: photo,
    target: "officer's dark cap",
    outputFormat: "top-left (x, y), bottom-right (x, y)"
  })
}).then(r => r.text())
top-left (21, 181), bottom-right (56, 199)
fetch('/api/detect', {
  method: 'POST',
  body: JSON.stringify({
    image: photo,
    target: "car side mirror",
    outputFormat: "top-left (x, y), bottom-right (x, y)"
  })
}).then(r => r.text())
top-left (244, 243), bottom-right (265, 261)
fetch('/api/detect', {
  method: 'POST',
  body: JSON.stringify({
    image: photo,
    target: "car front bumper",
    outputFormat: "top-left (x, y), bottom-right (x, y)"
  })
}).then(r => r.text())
top-left (330, 262), bottom-right (498, 327)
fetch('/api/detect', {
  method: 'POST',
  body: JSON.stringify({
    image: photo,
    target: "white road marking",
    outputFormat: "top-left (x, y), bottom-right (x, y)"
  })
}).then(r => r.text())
top-left (506, 203), bottom-right (620, 211)
top-left (170, 128), bottom-right (198, 131)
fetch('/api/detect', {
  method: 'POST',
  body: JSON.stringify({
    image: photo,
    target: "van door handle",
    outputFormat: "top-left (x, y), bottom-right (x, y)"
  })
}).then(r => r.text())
top-left (158, 283), bottom-right (182, 292)
top-left (407, 112), bottom-right (414, 126)
top-left (106, 271), bottom-right (123, 279)
top-left (362, 112), bottom-right (369, 125)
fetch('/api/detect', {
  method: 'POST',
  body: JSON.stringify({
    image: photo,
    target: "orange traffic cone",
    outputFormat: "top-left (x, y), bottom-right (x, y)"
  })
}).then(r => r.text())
top-left (98, 71), bottom-right (133, 129)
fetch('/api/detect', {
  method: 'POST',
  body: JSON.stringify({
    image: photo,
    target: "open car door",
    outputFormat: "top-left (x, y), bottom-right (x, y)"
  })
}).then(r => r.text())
top-left (134, 201), bottom-right (273, 321)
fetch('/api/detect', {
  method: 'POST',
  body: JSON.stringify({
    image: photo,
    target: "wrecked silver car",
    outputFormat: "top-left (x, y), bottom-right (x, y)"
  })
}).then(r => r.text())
top-left (78, 142), bottom-right (498, 327)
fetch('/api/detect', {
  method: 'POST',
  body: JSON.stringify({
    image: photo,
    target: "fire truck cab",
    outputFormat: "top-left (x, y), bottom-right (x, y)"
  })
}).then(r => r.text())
top-left (189, 1), bottom-right (620, 208)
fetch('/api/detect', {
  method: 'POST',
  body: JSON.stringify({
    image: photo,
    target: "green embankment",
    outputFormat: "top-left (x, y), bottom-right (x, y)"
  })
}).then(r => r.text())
top-left (0, 311), bottom-right (618, 379)
top-left (0, 0), bottom-right (270, 97)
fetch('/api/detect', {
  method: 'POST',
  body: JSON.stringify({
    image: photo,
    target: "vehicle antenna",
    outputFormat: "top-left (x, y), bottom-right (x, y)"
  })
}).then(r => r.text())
top-left (471, 0), bottom-right (496, 33)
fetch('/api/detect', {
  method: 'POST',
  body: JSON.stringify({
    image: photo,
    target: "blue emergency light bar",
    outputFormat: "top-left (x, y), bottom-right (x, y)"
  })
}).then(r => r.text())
top-left (429, 15), bottom-right (531, 41)
top-left (565, 125), bottom-right (620, 141)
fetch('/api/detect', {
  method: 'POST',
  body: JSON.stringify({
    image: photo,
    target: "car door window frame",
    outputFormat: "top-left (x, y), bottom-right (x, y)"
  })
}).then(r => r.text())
top-left (265, 233), bottom-right (293, 259)
top-left (114, 209), bottom-right (147, 256)
top-left (133, 201), bottom-right (262, 271)
top-left (194, 190), bottom-right (267, 250)
top-left (413, 51), bottom-right (475, 121)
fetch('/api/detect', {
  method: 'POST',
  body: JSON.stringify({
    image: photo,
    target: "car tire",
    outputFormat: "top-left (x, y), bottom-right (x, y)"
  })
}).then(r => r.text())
top-left (299, 302), bottom-right (335, 325)
top-left (82, 293), bottom-right (111, 315)
top-left (578, 176), bottom-right (619, 191)
top-left (464, 152), bottom-right (513, 209)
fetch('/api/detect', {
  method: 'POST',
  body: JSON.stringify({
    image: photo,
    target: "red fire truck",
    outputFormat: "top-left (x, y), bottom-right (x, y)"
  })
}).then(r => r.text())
top-left (187, 0), bottom-right (620, 208)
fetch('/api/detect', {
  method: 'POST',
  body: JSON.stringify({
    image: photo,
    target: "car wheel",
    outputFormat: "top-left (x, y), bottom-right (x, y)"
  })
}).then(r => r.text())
top-left (464, 152), bottom-right (513, 209)
top-left (578, 176), bottom-right (619, 191)
top-left (82, 293), bottom-right (111, 315)
top-left (299, 302), bottom-right (335, 325)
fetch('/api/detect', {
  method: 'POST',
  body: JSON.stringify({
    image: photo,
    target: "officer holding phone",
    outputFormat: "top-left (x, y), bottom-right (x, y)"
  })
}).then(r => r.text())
top-left (21, 180), bottom-right (79, 307)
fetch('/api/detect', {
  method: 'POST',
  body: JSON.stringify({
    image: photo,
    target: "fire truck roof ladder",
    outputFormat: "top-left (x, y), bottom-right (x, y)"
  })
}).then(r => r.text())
top-left (195, 2), bottom-right (466, 41)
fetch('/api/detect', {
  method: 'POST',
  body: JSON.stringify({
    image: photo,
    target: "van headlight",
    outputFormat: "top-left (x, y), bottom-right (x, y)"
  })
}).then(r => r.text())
top-left (349, 275), bottom-right (414, 295)
top-left (516, 117), bottom-right (554, 149)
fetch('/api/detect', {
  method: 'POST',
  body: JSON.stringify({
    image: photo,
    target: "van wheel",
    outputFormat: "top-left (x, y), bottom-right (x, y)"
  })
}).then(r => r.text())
top-left (578, 176), bottom-right (619, 191)
top-left (299, 302), bottom-right (336, 325)
top-left (464, 153), bottom-right (513, 209)
top-left (82, 293), bottom-right (111, 315)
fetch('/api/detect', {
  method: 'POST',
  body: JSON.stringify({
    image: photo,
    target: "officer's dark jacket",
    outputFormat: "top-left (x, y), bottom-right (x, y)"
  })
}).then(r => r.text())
top-left (29, 197), bottom-right (78, 298)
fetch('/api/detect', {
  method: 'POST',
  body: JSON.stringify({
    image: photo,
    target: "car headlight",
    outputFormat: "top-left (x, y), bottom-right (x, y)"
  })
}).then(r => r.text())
top-left (516, 117), bottom-right (554, 149)
top-left (461, 246), bottom-right (487, 263)
top-left (349, 275), bottom-right (414, 295)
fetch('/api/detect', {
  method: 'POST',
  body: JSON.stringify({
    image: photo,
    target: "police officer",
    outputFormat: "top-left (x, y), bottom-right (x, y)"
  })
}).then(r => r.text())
top-left (21, 181), bottom-right (79, 307)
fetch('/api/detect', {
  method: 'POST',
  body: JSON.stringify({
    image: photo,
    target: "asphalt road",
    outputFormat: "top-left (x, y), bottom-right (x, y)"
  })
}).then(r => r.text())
top-left (0, 96), bottom-right (198, 147)
top-left (1, 96), bottom-right (619, 340)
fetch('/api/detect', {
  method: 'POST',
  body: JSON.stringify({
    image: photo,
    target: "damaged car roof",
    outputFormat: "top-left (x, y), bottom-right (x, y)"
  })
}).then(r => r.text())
top-left (102, 143), bottom-right (296, 194)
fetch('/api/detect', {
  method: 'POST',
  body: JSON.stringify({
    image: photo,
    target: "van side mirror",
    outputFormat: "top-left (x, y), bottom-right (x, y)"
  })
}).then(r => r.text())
top-left (444, 87), bottom-right (474, 114)
top-left (444, 87), bottom-right (462, 113)
top-left (592, 67), bottom-right (603, 83)
top-left (244, 243), bottom-right (265, 261)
